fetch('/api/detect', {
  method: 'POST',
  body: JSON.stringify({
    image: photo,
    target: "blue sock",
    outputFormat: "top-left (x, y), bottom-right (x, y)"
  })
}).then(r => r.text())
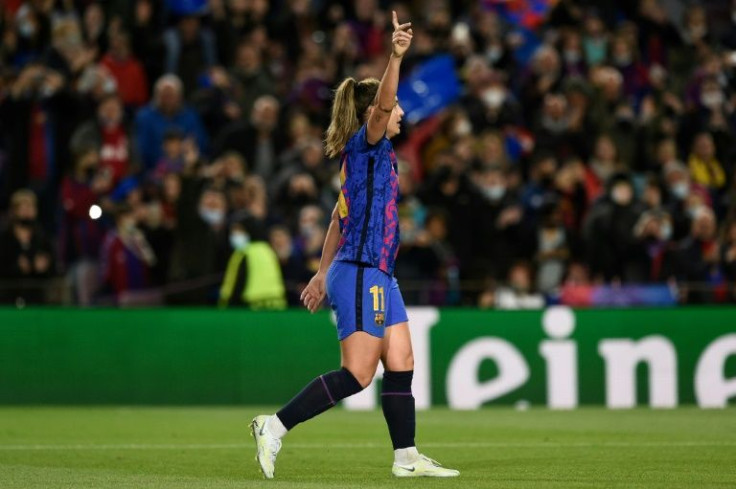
top-left (276, 367), bottom-right (363, 430)
top-left (381, 370), bottom-right (415, 449)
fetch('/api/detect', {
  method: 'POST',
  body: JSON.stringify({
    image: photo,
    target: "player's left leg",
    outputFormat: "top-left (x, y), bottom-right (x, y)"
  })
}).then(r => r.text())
top-left (380, 280), bottom-right (459, 478)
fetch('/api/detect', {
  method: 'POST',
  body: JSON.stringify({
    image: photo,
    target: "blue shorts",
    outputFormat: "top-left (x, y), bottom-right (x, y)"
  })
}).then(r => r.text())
top-left (326, 260), bottom-right (408, 341)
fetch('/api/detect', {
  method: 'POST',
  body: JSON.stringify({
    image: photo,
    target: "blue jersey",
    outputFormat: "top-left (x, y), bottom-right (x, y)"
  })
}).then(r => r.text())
top-left (335, 125), bottom-right (400, 275)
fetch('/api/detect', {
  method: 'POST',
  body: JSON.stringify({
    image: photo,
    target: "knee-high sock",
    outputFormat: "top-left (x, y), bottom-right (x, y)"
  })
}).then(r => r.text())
top-left (276, 367), bottom-right (363, 431)
top-left (381, 370), bottom-right (416, 449)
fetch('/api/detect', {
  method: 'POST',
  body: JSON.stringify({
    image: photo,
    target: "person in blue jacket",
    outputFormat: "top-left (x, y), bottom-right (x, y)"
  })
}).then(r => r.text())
top-left (133, 74), bottom-right (208, 171)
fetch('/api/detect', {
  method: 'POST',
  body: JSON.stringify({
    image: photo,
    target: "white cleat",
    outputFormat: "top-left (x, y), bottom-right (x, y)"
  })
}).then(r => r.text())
top-left (250, 415), bottom-right (282, 479)
top-left (392, 454), bottom-right (460, 478)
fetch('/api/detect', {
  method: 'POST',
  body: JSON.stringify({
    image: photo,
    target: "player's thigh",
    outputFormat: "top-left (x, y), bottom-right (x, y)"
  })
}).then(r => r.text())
top-left (340, 331), bottom-right (382, 387)
top-left (381, 278), bottom-right (413, 371)
top-left (381, 322), bottom-right (414, 372)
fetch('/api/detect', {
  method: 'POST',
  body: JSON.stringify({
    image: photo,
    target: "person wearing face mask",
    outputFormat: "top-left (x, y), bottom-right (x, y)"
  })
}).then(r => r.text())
top-left (626, 210), bottom-right (676, 282)
top-left (583, 173), bottom-right (644, 281)
top-left (0, 189), bottom-right (55, 304)
top-left (218, 216), bottom-right (286, 309)
top-left (100, 204), bottom-right (156, 304)
top-left (168, 184), bottom-right (231, 303)
top-left (460, 71), bottom-right (522, 132)
top-left (662, 161), bottom-right (712, 241)
top-left (473, 165), bottom-right (523, 282)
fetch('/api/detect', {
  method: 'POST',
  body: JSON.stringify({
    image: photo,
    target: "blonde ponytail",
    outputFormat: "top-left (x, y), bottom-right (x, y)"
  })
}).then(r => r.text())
top-left (325, 77), bottom-right (380, 158)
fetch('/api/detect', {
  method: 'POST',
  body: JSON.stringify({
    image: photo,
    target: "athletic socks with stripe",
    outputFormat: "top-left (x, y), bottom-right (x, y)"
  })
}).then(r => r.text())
top-left (381, 370), bottom-right (417, 455)
top-left (272, 367), bottom-right (363, 435)
top-left (269, 367), bottom-right (418, 465)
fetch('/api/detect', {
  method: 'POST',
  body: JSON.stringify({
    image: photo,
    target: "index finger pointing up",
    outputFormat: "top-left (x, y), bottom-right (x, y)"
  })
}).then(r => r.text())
top-left (392, 10), bottom-right (399, 30)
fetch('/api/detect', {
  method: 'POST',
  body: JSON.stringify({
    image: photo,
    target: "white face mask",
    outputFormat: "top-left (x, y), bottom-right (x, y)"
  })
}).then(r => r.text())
top-left (671, 182), bottom-right (689, 200)
top-left (701, 91), bottom-right (724, 109)
top-left (486, 46), bottom-right (503, 62)
top-left (229, 231), bottom-right (250, 250)
top-left (199, 208), bottom-right (225, 226)
top-left (454, 119), bottom-right (472, 137)
top-left (660, 222), bottom-right (672, 241)
top-left (482, 88), bottom-right (505, 109)
top-left (19, 19), bottom-right (36, 37)
top-left (483, 185), bottom-right (506, 201)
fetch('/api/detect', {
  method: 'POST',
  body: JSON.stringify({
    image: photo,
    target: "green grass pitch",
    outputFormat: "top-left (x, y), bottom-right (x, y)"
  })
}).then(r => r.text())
top-left (1, 407), bottom-right (734, 488)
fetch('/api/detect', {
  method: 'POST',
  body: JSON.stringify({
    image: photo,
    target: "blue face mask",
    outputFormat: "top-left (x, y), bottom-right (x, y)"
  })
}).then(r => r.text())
top-left (229, 232), bottom-right (250, 251)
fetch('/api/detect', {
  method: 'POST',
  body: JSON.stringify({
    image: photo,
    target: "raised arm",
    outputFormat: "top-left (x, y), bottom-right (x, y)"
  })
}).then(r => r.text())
top-left (366, 11), bottom-right (413, 145)
top-left (300, 202), bottom-right (343, 313)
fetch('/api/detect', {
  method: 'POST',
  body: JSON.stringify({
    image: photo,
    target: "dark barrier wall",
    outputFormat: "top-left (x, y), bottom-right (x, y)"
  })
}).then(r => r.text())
top-left (1, 307), bottom-right (735, 407)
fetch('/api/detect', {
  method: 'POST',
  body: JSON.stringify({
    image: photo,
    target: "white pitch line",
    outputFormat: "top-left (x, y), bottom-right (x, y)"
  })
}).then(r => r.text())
top-left (0, 441), bottom-right (735, 451)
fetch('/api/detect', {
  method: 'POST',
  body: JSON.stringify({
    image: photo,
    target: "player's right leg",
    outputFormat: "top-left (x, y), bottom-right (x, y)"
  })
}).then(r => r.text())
top-left (380, 279), bottom-right (459, 478)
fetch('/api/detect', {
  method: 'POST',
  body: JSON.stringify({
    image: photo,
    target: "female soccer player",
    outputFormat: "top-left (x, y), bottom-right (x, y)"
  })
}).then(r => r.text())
top-left (250, 11), bottom-right (459, 479)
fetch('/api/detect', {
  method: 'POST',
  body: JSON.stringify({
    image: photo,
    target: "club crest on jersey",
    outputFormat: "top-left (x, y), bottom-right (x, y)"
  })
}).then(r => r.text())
top-left (375, 312), bottom-right (385, 326)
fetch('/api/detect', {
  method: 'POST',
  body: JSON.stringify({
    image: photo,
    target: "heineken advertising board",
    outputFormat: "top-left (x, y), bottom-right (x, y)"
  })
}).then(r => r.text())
top-left (0, 307), bottom-right (734, 408)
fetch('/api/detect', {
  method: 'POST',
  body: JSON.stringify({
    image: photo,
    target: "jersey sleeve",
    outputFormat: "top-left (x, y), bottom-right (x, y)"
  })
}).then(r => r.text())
top-left (347, 124), bottom-right (384, 154)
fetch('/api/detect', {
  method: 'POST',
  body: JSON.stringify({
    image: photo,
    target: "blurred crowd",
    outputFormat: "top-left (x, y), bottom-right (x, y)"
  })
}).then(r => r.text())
top-left (1, 0), bottom-right (736, 308)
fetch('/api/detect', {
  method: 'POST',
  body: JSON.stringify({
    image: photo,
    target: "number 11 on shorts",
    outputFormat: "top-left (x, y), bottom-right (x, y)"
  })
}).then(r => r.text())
top-left (369, 285), bottom-right (385, 311)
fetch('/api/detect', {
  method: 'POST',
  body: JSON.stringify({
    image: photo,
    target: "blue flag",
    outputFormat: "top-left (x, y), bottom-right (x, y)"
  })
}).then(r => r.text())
top-left (397, 55), bottom-right (461, 124)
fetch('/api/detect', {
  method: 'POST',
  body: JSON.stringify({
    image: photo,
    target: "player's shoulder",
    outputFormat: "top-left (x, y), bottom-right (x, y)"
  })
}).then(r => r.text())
top-left (346, 124), bottom-right (388, 154)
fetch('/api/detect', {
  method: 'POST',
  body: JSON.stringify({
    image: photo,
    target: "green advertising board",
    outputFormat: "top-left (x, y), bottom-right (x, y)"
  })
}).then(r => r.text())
top-left (0, 307), bottom-right (734, 408)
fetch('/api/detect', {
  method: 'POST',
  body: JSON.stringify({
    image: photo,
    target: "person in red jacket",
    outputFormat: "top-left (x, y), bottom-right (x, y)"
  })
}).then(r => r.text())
top-left (100, 31), bottom-right (149, 109)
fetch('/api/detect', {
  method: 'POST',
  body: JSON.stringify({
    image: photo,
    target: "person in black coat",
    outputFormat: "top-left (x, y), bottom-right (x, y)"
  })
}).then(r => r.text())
top-left (583, 173), bottom-right (644, 282)
top-left (0, 189), bottom-right (55, 304)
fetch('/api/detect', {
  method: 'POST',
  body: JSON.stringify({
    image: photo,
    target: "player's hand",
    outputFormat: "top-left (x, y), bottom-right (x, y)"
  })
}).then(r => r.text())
top-left (301, 272), bottom-right (326, 313)
top-left (391, 11), bottom-right (412, 58)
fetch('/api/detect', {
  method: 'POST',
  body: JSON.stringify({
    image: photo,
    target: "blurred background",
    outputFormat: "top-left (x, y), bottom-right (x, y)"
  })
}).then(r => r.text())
top-left (0, 0), bottom-right (736, 310)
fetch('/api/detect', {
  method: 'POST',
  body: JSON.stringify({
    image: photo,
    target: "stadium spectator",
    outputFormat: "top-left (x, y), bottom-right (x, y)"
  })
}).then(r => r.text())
top-left (167, 182), bottom-right (229, 303)
top-left (219, 215), bottom-right (286, 309)
top-left (2, 0), bottom-right (736, 306)
top-left (534, 203), bottom-right (570, 293)
top-left (214, 95), bottom-right (282, 181)
top-left (100, 31), bottom-right (149, 109)
top-left (134, 74), bottom-right (208, 170)
top-left (71, 94), bottom-right (135, 186)
top-left (583, 174), bottom-right (643, 282)
top-left (627, 209), bottom-right (676, 282)
top-left (674, 206), bottom-right (722, 303)
top-left (162, 12), bottom-right (217, 96)
top-left (229, 40), bottom-right (273, 118)
top-left (495, 261), bottom-right (545, 310)
top-left (687, 132), bottom-right (727, 192)
top-left (59, 145), bottom-right (108, 305)
top-left (0, 189), bottom-right (54, 304)
top-left (100, 203), bottom-right (156, 304)
top-left (269, 224), bottom-right (310, 307)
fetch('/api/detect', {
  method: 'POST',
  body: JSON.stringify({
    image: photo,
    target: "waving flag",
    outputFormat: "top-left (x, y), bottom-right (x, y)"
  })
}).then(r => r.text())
top-left (397, 55), bottom-right (461, 124)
